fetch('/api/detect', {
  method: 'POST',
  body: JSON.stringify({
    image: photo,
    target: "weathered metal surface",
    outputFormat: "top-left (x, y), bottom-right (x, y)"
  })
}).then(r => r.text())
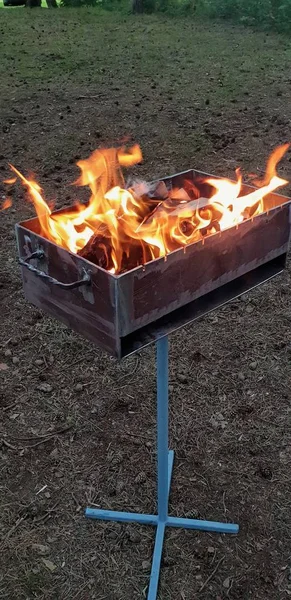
top-left (16, 224), bottom-right (120, 357)
top-left (117, 202), bottom-right (291, 336)
top-left (15, 169), bottom-right (291, 359)
top-left (120, 254), bottom-right (286, 357)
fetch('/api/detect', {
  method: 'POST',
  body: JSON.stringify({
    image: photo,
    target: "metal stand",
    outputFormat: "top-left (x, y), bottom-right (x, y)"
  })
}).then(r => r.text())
top-left (85, 336), bottom-right (239, 599)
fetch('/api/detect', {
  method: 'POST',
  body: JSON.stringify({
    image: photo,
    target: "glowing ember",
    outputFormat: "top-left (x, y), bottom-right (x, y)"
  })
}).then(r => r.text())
top-left (7, 143), bottom-right (289, 274)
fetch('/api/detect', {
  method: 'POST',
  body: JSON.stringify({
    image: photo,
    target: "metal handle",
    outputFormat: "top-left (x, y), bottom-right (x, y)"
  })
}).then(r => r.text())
top-left (19, 249), bottom-right (91, 290)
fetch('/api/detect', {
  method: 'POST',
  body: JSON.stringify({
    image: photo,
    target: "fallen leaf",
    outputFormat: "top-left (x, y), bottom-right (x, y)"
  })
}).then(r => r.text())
top-left (10, 414), bottom-right (20, 421)
top-left (32, 544), bottom-right (50, 556)
top-left (42, 558), bottom-right (57, 572)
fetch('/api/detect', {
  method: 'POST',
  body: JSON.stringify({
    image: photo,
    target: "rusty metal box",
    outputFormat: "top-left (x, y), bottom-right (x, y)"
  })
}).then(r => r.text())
top-left (16, 169), bottom-right (291, 359)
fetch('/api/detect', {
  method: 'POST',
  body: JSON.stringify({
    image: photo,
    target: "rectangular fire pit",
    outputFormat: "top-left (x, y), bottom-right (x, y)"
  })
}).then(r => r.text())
top-left (16, 167), bottom-right (291, 359)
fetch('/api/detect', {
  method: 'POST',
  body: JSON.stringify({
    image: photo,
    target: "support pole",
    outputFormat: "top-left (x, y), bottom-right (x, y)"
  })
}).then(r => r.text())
top-left (156, 336), bottom-right (169, 522)
top-left (85, 334), bottom-right (239, 600)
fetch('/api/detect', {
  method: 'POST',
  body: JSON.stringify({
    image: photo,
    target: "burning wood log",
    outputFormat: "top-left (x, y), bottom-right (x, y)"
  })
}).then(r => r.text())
top-left (120, 241), bottom-right (149, 273)
top-left (78, 234), bottom-right (112, 270)
top-left (78, 232), bottom-right (114, 271)
top-left (78, 228), bottom-right (152, 273)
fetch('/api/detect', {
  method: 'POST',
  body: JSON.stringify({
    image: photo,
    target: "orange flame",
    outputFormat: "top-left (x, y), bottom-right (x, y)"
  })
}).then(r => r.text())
top-left (1, 198), bottom-right (12, 210)
top-left (3, 177), bottom-right (17, 185)
top-left (9, 143), bottom-right (289, 273)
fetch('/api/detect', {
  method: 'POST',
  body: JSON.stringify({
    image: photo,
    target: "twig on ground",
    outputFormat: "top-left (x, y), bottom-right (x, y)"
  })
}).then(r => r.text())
top-left (33, 501), bottom-right (60, 524)
top-left (124, 430), bottom-right (149, 441)
top-left (71, 492), bottom-right (82, 511)
top-left (3, 516), bottom-right (25, 546)
top-left (222, 491), bottom-right (227, 514)
top-left (76, 95), bottom-right (100, 100)
top-left (10, 425), bottom-right (73, 444)
top-left (1, 439), bottom-right (17, 450)
top-left (23, 437), bottom-right (58, 449)
top-left (111, 357), bottom-right (140, 390)
top-left (199, 555), bottom-right (225, 593)
top-left (3, 403), bottom-right (17, 412)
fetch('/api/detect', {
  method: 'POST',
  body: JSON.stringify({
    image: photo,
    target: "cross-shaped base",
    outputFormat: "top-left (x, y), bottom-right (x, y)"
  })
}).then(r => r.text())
top-left (85, 338), bottom-right (239, 599)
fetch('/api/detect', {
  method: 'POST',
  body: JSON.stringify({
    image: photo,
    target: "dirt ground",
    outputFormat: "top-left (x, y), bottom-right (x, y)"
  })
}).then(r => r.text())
top-left (1, 9), bottom-right (291, 600)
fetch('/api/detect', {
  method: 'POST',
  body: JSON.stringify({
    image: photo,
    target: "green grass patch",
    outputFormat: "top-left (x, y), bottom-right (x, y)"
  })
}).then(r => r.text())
top-left (1, 0), bottom-right (291, 33)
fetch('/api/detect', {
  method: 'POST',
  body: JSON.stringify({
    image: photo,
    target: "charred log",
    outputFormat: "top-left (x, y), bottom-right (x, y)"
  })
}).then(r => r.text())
top-left (78, 231), bottom-right (152, 273)
top-left (78, 233), bottom-right (114, 271)
top-left (120, 242), bottom-right (145, 273)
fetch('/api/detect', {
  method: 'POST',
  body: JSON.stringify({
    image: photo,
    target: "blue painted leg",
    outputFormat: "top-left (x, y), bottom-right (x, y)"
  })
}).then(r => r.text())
top-left (147, 337), bottom-right (171, 600)
top-left (157, 336), bottom-right (169, 523)
top-left (85, 334), bottom-right (239, 600)
top-left (147, 521), bottom-right (166, 600)
top-left (167, 516), bottom-right (239, 534)
top-left (85, 508), bottom-right (157, 525)
top-left (167, 450), bottom-right (174, 498)
top-left (147, 449), bottom-right (174, 600)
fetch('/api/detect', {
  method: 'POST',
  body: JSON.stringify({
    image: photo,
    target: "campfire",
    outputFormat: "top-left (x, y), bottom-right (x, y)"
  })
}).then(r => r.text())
top-left (10, 143), bottom-right (289, 275)
top-left (15, 143), bottom-right (291, 358)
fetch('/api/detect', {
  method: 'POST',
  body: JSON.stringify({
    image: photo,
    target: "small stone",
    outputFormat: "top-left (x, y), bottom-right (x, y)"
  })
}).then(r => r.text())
top-left (32, 543), bottom-right (50, 556)
top-left (12, 356), bottom-right (19, 365)
top-left (142, 560), bottom-right (151, 571)
top-left (44, 492), bottom-right (51, 499)
top-left (107, 531), bottom-right (118, 540)
top-left (129, 531), bottom-right (141, 543)
top-left (0, 363), bottom-right (9, 371)
top-left (168, 384), bottom-right (174, 393)
top-left (207, 546), bottom-right (215, 554)
top-left (37, 383), bottom-right (53, 393)
top-left (249, 361), bottom-right (258, 370)
top-left (4, 349), bottom-right (12, 357)
top-left (145, 441), bottom-right (152, 448)
top-left (245, 304), bottom-right (254, 314)
top-left (75, 383), bottom-right (83, 392)
top-left (35, 359), bottom-right (44, 366)
top-left (223, 577), bottom-right (231, 589)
